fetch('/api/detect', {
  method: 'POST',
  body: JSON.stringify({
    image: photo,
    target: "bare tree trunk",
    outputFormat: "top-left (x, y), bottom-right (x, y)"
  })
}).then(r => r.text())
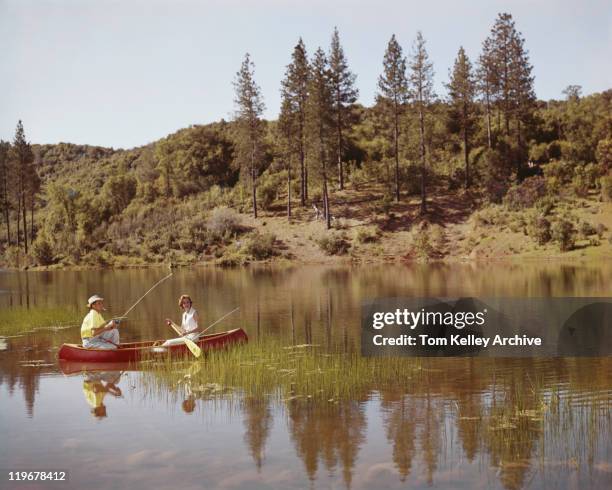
top-left (463, 102), bottom-right (470, 189)
top-left (485, 88), bottom-right (492, 149)
top-left (394, 101), bottom-right (400, 202)
top-left (337, 106), bottom-right (344, 190)
top-left (419, 106), bottom-right (426, 214)
top-left (251, 147), bottom-right (257, 219)
top-left (22, 192), bottom-right (28, 254)
top-left (286, 159), bottom-right (292, 219)
top-left (299, 125), bottom-right (306, 206)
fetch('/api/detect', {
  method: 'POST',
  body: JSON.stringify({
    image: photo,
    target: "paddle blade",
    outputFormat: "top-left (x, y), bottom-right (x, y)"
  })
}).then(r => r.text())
top-left (184, 337), bottom-right (202, 358)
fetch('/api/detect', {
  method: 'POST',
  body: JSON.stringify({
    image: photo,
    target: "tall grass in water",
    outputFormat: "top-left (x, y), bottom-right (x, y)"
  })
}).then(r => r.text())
top-left (0, 306), bottom-right (80, 336)
top-left (144, 338), bottom-right (423, 401)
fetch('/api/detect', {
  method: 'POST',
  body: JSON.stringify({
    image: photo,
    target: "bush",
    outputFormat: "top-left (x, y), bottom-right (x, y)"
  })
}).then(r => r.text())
top-left (32, 235), bottom-right (55, 266)
top-left (317, 232), bottom-right (350, 255)
top-left (429, 224), bottom-right (447, 252)
top-left (578, 220), bottom-right (596, 239)
top-left (601, 175), bottom-right (612, 202)
top-left (596, 223), bottom-right (607, 239)
top-left (534, 196), bottom-right (556, 215)
top-left (257, 181), bottom-right (277, 211)
top-left (355, 226), bottom-right (380, 244)
top-left (571, 172), bottom-right (589, 198)
top-left (527, 215), bottom-right (552, 245)
top-left (410, 225), bottom-right (435, 261)
top-left (243, 231), bottom-right (277, 260)
top-left (551, 218), bottom-right (575, 252)
top-left (504, 176), bottom-right (547, 210)
top-left (207, 207), bottom-right (241, 241)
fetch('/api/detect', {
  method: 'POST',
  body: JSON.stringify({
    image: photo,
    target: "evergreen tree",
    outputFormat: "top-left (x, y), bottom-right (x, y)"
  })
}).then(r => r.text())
top-left (447, 47), bottom-right (477, 188)
top-left (409, 32), bottom-right (435, 214)
top-left (307, 48), bottom-right (334, 229)
top-left (282, 39), bottom-right (310, 205)
top-left (233, 53), bottom-right (266, 218)
top-left (11, 121), bottom-right (35, 253)
top-left (0, 140), bottom-right (10, 244)
top-left (278, 94), bottom-right (295, 219)
top-left (485, 13), bottom-right (535, 140)
top-left (328, 27), bottom-right (358, 190)
top-left (476, 37), bottom-right (498, 148)
top-left (378, 34), bottom-right (408, 202)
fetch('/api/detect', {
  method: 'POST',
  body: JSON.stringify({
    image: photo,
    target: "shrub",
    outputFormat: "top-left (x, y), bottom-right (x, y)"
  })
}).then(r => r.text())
top-left (551, 218), bottom-right (575, 252)
top-left (534, 196), bottom-right (556, 215)
top-left (257, 181), bottom-right (277, 211)
top-left (527, 215), bottom-right (552, 245)
top-left (317, 232), bottom-right (350, 255)
top-left (207, 207), bottom-right (241, 240)
top-left (429, 224), bottom-right (447, 252)
top-left (504, 176), bottom-right (547, 210)
top-left (355, 227), bottom-right (380, 244)
top-left (243, 232), bottom-right (277, 260)
top-left (571, 172), bottom-right (589, 198)
top-left (410, 225), bottom-right (434, 261)
top-left (32, 235), bottom-right (55, 266)
top-left (595, 223), bottom-right (607, 239)
top-left (216, 247), bottom-right (249, 267)
top-left (578, 221), bottom-right (596, 239)
top-left (601, 175), bottom-right (612, 202)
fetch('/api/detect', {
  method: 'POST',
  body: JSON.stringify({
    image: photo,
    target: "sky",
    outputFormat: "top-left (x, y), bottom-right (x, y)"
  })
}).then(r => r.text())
top-left (1, 0), bottom-right (610, 149)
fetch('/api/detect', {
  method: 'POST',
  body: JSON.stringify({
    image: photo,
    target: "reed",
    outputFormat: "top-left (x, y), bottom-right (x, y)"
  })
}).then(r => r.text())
top-left (0, 306), bottom-right (80, 336)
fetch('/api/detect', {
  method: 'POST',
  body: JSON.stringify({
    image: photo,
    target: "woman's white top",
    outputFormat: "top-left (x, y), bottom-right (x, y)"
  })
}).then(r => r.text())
top-left (182, 307), bottom-right (198, 333)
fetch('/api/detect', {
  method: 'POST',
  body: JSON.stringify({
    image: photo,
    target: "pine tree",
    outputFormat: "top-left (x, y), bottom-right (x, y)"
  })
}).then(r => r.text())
top-left (282, 39), bottom-right (310, 205)
top-left (233, 53), bottom-right (266, 218)
top-left (11, 121), bottom-right (35, 253)
top-left (307, 48), bottom-right (334, 229)
top-left (447, 47), bottom-right (477, 188)
top-left (409, 32), bottom-right (435, 214)
top-left (485, 13), bottom-right (535, 140)
top-left (329, 27), bottom-right (358, 190)
top-left (476, 37), bottom-right (498, 148)
top-left (378, 35), bottom-right (408, 202)
top-left (278, 93), bottom-right (295, 219)
top-left (0, 140), bottom-right (11, 244)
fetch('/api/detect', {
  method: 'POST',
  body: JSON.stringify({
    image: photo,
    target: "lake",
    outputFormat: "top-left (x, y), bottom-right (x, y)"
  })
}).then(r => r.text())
top-left (1, 263), bottom-right (611, 489)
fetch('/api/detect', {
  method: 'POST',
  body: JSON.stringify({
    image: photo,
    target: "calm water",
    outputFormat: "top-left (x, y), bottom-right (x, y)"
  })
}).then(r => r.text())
top-left (1, 263), bottom-right (611, 489)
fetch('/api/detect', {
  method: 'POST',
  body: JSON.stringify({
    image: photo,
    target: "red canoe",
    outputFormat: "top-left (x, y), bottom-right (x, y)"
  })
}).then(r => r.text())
top-left (58, 328), bottom-right (248, 363)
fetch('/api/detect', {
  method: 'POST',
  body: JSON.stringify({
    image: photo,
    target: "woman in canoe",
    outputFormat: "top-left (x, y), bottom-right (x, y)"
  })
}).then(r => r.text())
top-left (81, 295), bottom-right (121, 350)
top-left (163, 294), bottom-right (200, 347)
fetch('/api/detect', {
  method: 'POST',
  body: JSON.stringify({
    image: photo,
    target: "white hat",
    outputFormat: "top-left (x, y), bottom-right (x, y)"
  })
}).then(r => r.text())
top-left (87, 294), bottom-right (104, 307)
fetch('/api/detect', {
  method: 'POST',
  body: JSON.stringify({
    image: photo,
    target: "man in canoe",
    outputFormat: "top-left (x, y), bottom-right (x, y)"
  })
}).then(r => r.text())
top-left (81, 295), bottom-right (121, 349)
top-left (163, 294), bottom-right (200, 347)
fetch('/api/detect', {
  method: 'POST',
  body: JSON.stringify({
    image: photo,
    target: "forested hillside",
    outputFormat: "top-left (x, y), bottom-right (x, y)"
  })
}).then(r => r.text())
top-left (1, 13), bottom-right (610, 268)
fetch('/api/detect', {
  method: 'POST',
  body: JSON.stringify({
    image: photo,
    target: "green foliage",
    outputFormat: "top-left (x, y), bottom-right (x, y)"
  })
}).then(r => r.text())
top-left (32, 233), bottom-right (54, 265)
top-left (601, 175), bottom-right (612, 202)
top-left (317, 231), bottom-right (350, 255)
top-left (355, 226), bottom-right (380, 244)
top-left (102, 174), bottom-right (137, 216)
top-left (526, 214), bottom-right (551, 245)
top-left (243, 231), bottom-right (277, 260)
top-left (155, 125), bottom-right (236, 198)
top-left (504, 176), bottom-right (547, 210)
top-left (551, 217), bottom-right (575, 252)
top-left (410, 224), bottom-right (434, 260)
top-left (207, 206), bottom-right (242, 241)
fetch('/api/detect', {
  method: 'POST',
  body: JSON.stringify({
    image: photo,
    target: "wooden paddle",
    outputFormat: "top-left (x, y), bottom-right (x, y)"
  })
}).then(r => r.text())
top-left (168, 321), bottom-right (202, 358)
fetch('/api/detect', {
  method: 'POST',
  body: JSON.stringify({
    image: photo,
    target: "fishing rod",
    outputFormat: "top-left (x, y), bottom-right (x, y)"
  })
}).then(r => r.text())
top-left (115, 272), bottom-right (174, 321)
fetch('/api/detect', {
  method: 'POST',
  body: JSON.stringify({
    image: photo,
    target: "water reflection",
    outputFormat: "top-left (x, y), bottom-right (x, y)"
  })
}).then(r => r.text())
top-left (82, 372), bottom-right (123, 418)
top-left (1, 265), bottom-right (611, 489)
